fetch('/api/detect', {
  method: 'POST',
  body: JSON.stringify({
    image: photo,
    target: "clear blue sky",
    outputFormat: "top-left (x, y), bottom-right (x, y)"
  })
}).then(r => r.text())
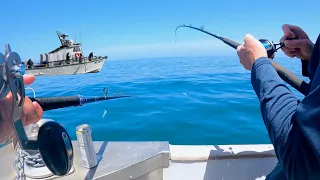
top-left (1, 0), bottom-right (320, 61)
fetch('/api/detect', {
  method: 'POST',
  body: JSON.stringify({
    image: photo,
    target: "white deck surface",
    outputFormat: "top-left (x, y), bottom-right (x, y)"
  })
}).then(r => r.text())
top-left (164, 144), bottom-right (278, 180)
top-left (0, 141), bottom-right (278, 180)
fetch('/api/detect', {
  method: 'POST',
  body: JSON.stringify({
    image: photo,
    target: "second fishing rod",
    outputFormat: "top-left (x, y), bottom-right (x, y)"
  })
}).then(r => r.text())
top-left (27, 88), bottom-right (131, 111)
top-left (29, 94), bottom-right (131, 111)
top-left (175, 24), bottom-right (310, 96)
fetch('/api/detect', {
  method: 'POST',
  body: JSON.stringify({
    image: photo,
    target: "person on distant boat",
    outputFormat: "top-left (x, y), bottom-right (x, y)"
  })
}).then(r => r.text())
top-left (237, 24), bottom-right (319, 180)
top-left (79, 53), bottom-right (83, 62)
top-left (27, 59), bottom-right (34, 68)
top-left (88, 52), bottom-right (93, 61)
top-left (42, 60), bottom-right (48, 65)
top-left (66, 52), bottom-right (71, 64)
top-left (0, 75), bottom-right (43, 144)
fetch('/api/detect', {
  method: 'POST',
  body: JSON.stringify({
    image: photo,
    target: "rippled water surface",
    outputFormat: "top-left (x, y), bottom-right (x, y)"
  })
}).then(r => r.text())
top-left (29, 56), bottom-right (306, 145)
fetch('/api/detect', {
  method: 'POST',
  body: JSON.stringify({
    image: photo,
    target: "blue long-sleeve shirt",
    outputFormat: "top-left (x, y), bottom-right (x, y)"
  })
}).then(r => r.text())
top-left (251, 34), bottom-right (320, 180)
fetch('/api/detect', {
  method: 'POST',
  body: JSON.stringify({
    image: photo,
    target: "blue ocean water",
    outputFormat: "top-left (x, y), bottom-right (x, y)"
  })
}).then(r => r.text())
top-left (28, 56), bottom-right (307, 145)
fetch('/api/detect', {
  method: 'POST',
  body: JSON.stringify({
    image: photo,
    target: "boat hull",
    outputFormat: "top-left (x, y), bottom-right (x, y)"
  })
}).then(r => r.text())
top-left (25, 58), bottom-right (106, 76)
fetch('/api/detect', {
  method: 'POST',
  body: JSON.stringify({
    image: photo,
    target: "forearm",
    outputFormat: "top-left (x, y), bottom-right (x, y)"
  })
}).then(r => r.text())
top-left (251, 57), bottom-right (298, 168)
top-left (0, 75), bottom-right (12, 145)
top-left (0, 115), bottom-right (8, 145)
top-left (0, 76), bottom-right (5, 144)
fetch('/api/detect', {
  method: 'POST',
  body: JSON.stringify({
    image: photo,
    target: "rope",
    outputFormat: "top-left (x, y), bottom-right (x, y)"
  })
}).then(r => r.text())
top-left (14, 144), bottom-right (46, 180)
top-left (14, 145), bottom-right (26, 180)
top-left (22, 150), bottom-right (45, 168)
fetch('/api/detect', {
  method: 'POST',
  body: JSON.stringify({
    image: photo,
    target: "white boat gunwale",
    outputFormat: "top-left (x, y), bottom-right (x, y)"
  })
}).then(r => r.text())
top-left (0, 139), bottom-right (278, 180)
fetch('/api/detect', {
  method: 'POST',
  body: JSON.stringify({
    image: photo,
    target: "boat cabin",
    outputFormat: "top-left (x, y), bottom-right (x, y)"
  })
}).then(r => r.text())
top-left (39, 31), bottom-right (84, 67)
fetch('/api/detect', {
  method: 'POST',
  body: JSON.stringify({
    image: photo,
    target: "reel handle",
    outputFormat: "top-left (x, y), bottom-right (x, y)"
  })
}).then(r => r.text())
top-left (284, 37), bottom-right (309, 77)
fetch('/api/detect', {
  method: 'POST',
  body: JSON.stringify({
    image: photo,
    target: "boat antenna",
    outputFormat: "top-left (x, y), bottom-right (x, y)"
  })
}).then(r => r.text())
top-left (80, 30), bottom-right (83, 52)
top-left (80, 30), bottom-right (82, 45)
top-left (175, 24), bottom-right (310, 96)
top-left (73, 30), bottom-right (77, 43)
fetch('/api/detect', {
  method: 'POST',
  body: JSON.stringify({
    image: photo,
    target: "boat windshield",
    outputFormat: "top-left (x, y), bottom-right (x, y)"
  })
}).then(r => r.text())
top-left (73, 46), bottom-right (81, 52)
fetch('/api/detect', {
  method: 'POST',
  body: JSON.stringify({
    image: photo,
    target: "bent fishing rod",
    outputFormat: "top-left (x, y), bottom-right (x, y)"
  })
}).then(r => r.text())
top-left (175, 24), bottom-right (311, 96)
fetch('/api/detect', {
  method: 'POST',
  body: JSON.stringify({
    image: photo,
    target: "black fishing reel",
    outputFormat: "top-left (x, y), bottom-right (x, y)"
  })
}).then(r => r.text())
top-left (259, 39), bottom-right (284, 59)
top-left (14, 120), bottom-right (74, 177)
top-left (1, 44), bottom-right (74, 176)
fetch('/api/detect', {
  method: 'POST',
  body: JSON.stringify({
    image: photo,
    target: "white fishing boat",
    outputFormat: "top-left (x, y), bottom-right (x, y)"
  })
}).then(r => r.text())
top-left (0, 120), bottom-right (278, 180)
top-left (25, 31), bottom-right (107, 76)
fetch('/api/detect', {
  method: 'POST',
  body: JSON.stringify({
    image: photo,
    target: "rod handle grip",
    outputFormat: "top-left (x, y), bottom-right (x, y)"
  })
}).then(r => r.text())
top-left (222, 38), bottom-right (241, 49)
top-left (30, 96), bottom-right (80, 111)
top-left (271, 61), bottom-right (310, 95)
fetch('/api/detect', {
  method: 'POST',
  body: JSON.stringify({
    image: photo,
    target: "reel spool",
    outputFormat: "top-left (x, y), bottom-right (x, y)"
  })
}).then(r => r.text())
top-left (258, 39), bottom-right (283, 59)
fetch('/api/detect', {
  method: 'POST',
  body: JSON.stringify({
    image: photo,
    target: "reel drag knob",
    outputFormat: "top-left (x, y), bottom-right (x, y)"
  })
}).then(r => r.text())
top-left (37, 121), bottom-right (73, 176)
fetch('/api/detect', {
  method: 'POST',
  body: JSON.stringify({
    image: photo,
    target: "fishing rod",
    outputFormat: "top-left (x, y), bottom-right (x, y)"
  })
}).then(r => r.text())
top-left (175, 24), bottom-right (311, 96)
top-left (25, 84), bottom-right (131, 111)
top-left (29, 94), bottom-right (131, 111)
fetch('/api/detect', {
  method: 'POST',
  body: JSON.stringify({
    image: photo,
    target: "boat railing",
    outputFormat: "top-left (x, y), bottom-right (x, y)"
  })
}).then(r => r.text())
top-left (25, 56), bottom-right (107, 69)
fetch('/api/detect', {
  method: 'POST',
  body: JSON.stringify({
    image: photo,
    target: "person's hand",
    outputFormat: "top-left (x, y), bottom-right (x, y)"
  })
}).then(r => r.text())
top-left (280, 24), bottom-right (314, 61)
top-left (237, 34), bottom-right (268, 71)
top-left (0, 75), bottom-right (43, 144)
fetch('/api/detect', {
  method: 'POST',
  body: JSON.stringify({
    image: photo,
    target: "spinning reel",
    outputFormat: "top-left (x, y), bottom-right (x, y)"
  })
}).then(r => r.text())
top-left (258, 39), bottom-right (285, 58)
